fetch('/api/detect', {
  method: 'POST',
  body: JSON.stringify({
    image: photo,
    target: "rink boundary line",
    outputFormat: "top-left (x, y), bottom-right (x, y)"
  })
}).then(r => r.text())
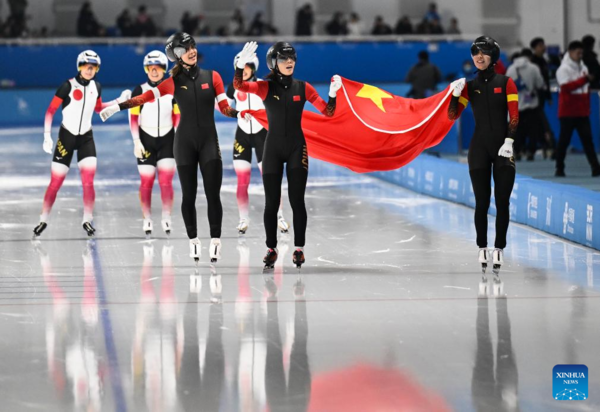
top-left (1, 294), bottom-right (599, 306)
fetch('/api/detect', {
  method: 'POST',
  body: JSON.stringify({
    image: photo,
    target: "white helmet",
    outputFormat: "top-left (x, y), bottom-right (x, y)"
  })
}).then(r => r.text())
top-left (77, 50), bottom-right (101, 72)
top-left (143, 50), bottom-right (169, 73)
top-left (233, 51), bottom-right (259, 72)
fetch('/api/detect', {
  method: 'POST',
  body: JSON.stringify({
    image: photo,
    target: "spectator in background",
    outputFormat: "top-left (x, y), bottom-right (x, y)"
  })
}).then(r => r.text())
top-left (406, 50), bottom-right (442, 98)
top-left (447, 17), bottom-right (461, 34)
top-left (347, 12), bottom-right (364, 35)
top-left (134, 5), bottom-right (157, 37)
top-left (506, 48), bottom-right (545, 160)
top-left (77, 2), bottom-right (102, 37)
top-left (325, 12), bottom-right (347, 35)
top-left (8, 0), bottom-right (27, 29)
top-left (555, 40), bottom-right (600, 177)
top-left (582, 35), bottom-right (600, 89)
top-left (395, 16), bottom-right (413, 35)
top-left (116, 9), bottom-right (134, 36)
top-left (530, 37), bottom-right (555, 159)
top-left (424, 3), bottom-right (440, 22)
top-left (371, 16), bottom-right (392, 35)
top-left (248, 12), bottom-right (277, 36)
top-left (181, 11), bottom-right (198, 34)
top-left (229, 8), bottom-right (245, 36)
top-left (295, 3), bottom-right (314, 36)
top-left (429, 18), bottom-right (444, 34)
top-left (416, 18), bottom-right (431, 34)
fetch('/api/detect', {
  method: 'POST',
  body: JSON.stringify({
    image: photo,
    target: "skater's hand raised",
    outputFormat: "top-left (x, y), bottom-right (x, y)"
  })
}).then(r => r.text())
top-left (329, 75), bottom-right (342, 97)
top-left (43, 132), bottom-right (53, 154)
top-left (100, 104), bottom-right (120, 122)
top-left (498, 138), bottom-right (514, 158)
top-left (237, 41), bottom-right (258, 69)
top-left (451, 78), bottom-right (466, 97)
top-left (133, 138), bottom-right (146, 159)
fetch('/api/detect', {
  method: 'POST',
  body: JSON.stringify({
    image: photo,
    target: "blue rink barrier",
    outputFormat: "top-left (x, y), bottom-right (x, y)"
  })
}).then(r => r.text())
top-left (371, 155), bottom-right (600, 250)
top-left (0, 41), bottom-right (472, 88)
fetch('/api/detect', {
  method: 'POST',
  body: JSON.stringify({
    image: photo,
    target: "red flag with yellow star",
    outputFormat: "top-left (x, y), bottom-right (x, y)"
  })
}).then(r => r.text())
top-left (248, 77), bottom-right (455, 173)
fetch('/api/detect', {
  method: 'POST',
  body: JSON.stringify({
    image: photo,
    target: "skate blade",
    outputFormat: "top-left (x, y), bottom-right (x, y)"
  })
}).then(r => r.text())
top-left (238, 229), bottom-right (247, 235)
top-left (492, 263), bottom-right (501, 276)
top-left (280, 229), bottom-right (289, 234)
top-left (481, 263), bottom-right (487, 274)
top-left (263, 265), bottom-right (275, 272)
top-left (165, 230), bottom-right (171, 236)
top-left (211, 258), bottom-right (218, 263)
top-left (145, 231), bottom-right (152, 239)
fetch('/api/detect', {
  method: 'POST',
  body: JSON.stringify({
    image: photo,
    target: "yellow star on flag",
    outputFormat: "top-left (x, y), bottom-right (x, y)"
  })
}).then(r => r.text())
top-left (355, 84), bottom-right (393, 112)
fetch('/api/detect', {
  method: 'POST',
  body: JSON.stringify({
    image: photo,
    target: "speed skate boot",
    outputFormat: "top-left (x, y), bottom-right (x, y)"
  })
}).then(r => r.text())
top-left (33, 222), bottom-right (48, 238)
top-left (161, 216), bottom-right (172, 236)
top-left (143, 218), bottom-right (153, 238)
top-left (479, 248), bottom-right (489, 275)
top-left (189, 238), bottom-right (201, 265)
top-left (278, 213), bottom-right (289, 234)
top-left (209, 238), bottom-right (221, 263)
top-left (83, 221), bottom-right (96, 237)
top-left (492, 248), bottom-right (503, 276)
top-left (293, 248), bottom-right (305, 269)
top-left (237, 218), bottom-right (249, 234)
top-left (263, 248), bottom-right (278, 271)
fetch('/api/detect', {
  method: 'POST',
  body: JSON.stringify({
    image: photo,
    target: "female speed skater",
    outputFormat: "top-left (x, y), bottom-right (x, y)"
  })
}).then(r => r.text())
top-left (100, 33), bottom-right (243, 264)
top-left (33, 50), bottom-right (130, 238)
top-left (447, 36), bottom-right (519, 276)
top-left (128, 50), bottom-right (180, 237)
top-left (233, 41), bottom-right (342, 269)
top-left (226, 52), bottom-right (289, 235)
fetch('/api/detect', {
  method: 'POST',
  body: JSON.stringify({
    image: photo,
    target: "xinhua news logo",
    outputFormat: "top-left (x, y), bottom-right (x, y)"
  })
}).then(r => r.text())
top-left (553, 365), bottom-right (588, 401)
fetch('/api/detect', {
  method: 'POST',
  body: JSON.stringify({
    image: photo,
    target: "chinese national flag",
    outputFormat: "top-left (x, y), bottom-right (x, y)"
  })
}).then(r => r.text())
top-left (248, 77), bottom-right (455, 173)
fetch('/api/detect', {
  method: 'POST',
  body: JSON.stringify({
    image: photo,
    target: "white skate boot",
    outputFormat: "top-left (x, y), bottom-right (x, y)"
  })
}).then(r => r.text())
top-left (492, 248), bottom-right (503, 276)
top-left (278, 213), bottom-right (289, 234)
top-left (237, 218), bottom-right (249, 234)
top-left (479, 248), bottom-right (489, 275)
top-left (161, 216), bottom-right (172, 236)
top-left (143, 218), bottom-right (153, 238)
top-left (210, 238), bottom-right (222, 263)
top-left (189, 238), bottom-right (201, 265)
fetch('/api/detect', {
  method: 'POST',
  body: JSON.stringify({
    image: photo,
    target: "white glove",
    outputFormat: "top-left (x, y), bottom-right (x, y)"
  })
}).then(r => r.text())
top-left (133, 139), bottom-right (145, 159)
top-left (451, 78), bottom-right (466, 97)
top-left (237, 111), bottom-right (252, 122)
top-left (237, 41), bottom-right (258, 69)
top-left (117, 89), bottom-right (131, 103)
top-left (100, 105), bottom-right (120, 122)
top-left (498, 138), bottom-right (514, 158)
top-left (329, 74), bottom-right (342, 98)
top-left (43, 132), bottom-right (53, 154)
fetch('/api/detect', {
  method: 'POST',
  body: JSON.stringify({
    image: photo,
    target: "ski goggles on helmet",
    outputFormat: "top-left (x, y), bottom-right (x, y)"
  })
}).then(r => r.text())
top-left (276, 52), bottom-right (297, 65)
top-left (470, 42), bottom-right (494, 57)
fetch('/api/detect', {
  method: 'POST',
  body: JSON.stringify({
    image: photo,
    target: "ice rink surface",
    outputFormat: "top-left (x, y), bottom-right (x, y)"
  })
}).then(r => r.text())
top-left (0, 123), bottom-right (599, 411)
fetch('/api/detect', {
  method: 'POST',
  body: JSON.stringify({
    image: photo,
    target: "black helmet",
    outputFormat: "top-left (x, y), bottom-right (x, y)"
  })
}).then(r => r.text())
top-left (470, 36), bottom-right (500, 64)
top-left (165, 32), bottom-right (197, 63)
top-left (266, 42), bottom-right (297, 71)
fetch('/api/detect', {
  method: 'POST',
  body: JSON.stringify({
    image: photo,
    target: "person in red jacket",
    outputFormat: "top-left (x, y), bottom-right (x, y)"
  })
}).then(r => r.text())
top-left (555, 40), bottom-right (600, 177)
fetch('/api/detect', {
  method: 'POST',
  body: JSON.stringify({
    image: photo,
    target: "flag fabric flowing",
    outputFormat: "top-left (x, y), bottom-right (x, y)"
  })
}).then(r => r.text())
top-left (247, 77), bottom-right (457, 173)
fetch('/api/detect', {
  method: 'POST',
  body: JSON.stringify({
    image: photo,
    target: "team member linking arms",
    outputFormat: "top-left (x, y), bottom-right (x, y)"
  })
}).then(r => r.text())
top-left (34, 50), bottom-right (130, 238)
top-left (128, 51), bottom-right (180, 237)
top-left (226, 52), bottom-right (289, 235)
top-left (448, 36), bottom-right (519, 276)
top-left (101, 33), bottom-right (242, 264)
top-left (233, 41), bottom-right (341, 269)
